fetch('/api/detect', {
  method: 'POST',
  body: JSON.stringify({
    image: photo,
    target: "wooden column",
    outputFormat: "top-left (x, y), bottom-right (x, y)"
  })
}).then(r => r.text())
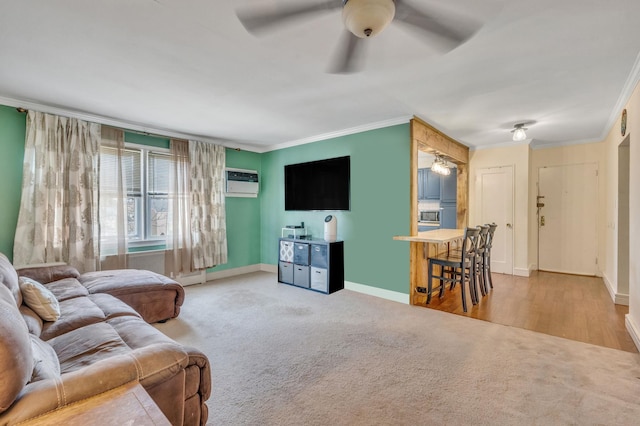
top-left (409, 117), bottom-right (469, 305)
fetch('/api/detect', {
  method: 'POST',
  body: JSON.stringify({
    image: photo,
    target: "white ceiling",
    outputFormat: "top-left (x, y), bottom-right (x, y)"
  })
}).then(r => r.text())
top-left (1, 0), bottom-right (640, 152)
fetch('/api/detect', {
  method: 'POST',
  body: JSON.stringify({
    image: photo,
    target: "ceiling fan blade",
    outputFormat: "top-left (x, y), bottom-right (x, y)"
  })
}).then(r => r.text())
top-left (237, 1), bottom-right (341, 34)
top-left (327, 31), bottom-right (365, 74)
top-left (394, 0), bottom-right (481, 50)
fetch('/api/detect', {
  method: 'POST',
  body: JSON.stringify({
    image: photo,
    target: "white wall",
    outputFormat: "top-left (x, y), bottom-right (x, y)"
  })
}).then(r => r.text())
top-left (469, 144), bottom-right (530, 276)
top-left (601, 80), bottom-right (640, 348)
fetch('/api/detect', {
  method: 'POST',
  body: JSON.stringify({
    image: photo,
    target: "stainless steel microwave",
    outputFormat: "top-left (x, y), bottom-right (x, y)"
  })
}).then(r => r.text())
top-left (420, 210), bottom-right (440, 222)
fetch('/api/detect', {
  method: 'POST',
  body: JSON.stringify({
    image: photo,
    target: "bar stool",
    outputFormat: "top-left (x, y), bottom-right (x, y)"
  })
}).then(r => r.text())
top-left (484, 223), bottom-right (498, 289)
top-left (427, 227), bottom-right (480, 312)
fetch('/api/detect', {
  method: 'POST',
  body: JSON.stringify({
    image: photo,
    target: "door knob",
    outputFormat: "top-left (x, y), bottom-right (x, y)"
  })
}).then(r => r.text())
top-left (506, 223), bottom-right (513, 228)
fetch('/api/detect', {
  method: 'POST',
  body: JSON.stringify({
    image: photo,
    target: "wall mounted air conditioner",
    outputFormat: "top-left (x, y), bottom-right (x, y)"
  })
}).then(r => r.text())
top-left (225, 168), bottom-right (259, 198)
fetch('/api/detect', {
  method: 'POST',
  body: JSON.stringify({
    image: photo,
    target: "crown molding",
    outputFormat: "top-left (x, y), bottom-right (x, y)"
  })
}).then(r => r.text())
top-left (0, 95), bottom-right (262, 152)
top-left (529, 137), bottom-right (604, 150)
top-left (601, 51), bottom-right (640, 140)
top-left (1, 95), bottom-right (412, 154)
top-left (261, 115), bottom-right (413, 153)
top-left (470, 139), bottom-right (531, 151)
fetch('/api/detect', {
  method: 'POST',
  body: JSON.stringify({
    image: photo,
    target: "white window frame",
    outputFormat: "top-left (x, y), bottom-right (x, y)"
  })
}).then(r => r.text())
top-left (122, 143), bottom-right (171, 249)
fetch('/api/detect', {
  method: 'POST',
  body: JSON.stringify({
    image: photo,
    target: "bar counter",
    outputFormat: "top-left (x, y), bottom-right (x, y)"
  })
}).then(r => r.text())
top-left (394, 228), bottom-right (465, 305)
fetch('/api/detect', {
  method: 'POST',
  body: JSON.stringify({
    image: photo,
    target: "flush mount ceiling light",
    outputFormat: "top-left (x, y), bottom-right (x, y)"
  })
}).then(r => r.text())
top-left (431, 154), bottom-right (451, 176)
top-left (342, 0), bottom-right (396, 38)
top-left (511, 123), bottom-right (528, 141)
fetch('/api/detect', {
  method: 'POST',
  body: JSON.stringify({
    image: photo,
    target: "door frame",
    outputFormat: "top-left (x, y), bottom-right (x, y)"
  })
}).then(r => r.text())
top-left (475, 165), bottom-right (515, 275)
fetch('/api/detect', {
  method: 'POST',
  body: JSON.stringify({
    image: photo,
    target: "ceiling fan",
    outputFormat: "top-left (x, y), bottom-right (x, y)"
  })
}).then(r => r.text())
top-left (236, 0), bottom-right (480, 74)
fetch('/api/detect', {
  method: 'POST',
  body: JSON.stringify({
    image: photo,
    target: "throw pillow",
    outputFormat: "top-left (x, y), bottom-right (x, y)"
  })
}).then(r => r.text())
top-left (18, 277), bottom-right (61, 321)
top-left (29, 334), bottom-right (61, 382)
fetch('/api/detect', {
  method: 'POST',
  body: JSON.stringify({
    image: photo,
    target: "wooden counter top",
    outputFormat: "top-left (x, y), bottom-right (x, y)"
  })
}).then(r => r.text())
top-left (393, 228), bottom-right (465, 244)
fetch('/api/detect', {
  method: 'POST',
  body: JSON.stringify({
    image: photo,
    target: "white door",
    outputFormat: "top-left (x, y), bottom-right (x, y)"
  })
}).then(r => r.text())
top-left (476, 166), bottom-right (514, 274)
top-left (538, 163), bottom-right (598, 275)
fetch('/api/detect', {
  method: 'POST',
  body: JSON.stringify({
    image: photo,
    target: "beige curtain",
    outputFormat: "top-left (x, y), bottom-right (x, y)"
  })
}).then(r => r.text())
top-left (13, 111), bottom-right (101, 272)
top-left (99, 126), bottom-right (128, 269)
top-left (189, 140), bottom-right (227, 269)
top-left (165, 139), bottom-right (192, 277)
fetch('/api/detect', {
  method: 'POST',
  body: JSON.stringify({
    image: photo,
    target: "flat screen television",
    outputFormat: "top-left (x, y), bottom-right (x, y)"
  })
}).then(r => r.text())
top-left (284, 156), bottom-right (350, 211)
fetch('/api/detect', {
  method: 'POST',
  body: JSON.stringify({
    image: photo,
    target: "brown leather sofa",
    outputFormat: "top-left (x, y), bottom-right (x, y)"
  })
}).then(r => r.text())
top-left (0, 253), bottom-right (211, 425)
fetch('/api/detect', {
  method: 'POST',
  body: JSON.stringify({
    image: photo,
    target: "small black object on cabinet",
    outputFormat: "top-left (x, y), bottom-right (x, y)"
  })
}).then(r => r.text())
top-left (278, 237), bottom-right (344, 294)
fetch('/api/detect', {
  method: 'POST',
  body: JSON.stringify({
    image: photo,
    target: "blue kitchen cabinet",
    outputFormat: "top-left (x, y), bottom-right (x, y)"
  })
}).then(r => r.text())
top-left (418, 224), bottom-right (440, 232)
top-left (440, 168), bottom-right (457, 203)
top-left (440, 204), bottom-right (457, 229)
top-left (417, 168), bottom-right (426, 200)
top-left (425, 170), bottom-right (441, 200)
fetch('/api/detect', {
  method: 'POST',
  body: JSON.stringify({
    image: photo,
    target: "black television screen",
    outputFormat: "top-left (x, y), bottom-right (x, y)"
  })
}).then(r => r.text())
top-left (285, 156), bottom-right (350, 211)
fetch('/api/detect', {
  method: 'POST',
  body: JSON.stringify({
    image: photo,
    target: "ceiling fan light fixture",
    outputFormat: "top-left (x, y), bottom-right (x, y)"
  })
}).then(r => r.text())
top-left (511, 123), bottom-right (528, 141)
top-left (342, 0), bottom-right (396, 39)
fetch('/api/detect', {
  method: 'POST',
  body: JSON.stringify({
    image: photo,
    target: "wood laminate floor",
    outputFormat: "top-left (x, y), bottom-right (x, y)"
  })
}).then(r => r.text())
top-left (422, 271), bottom-right (638, 353)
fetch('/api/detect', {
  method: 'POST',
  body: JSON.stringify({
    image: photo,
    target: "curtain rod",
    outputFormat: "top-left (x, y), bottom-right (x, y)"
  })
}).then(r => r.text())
top-left (13, 106), bottom-right (245, 152)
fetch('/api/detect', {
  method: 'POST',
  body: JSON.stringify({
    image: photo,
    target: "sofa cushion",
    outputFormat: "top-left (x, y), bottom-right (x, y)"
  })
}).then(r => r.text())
top-left (0, 285), bottom-right (33, 413)
top-left (0, 253), bottom-right (22, 307)
top-left (29, 334), bottom-right (61, 382)
top-left (20, 305), bottom-right (44, 336)
top-left (16, 264), bottom-right (81, 285)
top-left (47, 322), bottom-right (131, 374)
top-left (41, 277), bottom-right (89, 302)
top-left (40, 296), bottom-right (107, 341)
top-left (19, 277), bottom-right (61, 321)
top-left (79, 269), bottom-right (184, 323)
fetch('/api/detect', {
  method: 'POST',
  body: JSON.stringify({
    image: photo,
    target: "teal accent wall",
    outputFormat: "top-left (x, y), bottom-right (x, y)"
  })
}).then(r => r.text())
top-left (0, 102), bottom-right (410, 294)
top-left (208, 149), bottom-right (262, 272)
top-left (0, 106), bottom-right (26, 261)
top-left (261, 124), bottom-right (411, 294)
top-left (121, 133), bottom-right (263, 271)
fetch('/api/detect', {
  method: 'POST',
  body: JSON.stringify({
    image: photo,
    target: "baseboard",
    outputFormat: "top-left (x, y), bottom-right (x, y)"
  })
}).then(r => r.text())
top-left (260, 263), bottom-right (277, 274)
top-left (178, 270), bottom-right (207, 286)
top-left (513, 267), bottom-right (530, 277)
top-left (602, 272), bottom-right (616, 301)
top-left (616, 294), bottom-right (630, 306)
top-left (602, 272), bottom-right (630, 306)
top-left (625, 314), bottom-right (640, 352)
top-left (344, 281), bottom-right (410, 305)
top-left (205, 264), bottom-right (263, 282)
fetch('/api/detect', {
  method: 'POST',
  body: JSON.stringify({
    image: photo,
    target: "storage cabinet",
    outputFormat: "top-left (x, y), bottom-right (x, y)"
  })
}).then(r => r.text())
top-left (278, 238), bottom-right (344, 294)
top-left (418, 168), bottom-right (426, 200)
top-left (440, 168), bottom-right (457, 203)
top-left (418, 169), bottom-right (442, 200)
top-left (425, 170), bottom-right (441, 200)
top-left (440, 204), bottom-right (457, 229)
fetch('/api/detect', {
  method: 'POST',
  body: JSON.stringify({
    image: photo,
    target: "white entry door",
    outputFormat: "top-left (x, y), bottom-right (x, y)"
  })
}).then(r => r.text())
top-left (476, 166), bottom-right (514, 274)
top-left (537, 163), bottom-right (598, 275)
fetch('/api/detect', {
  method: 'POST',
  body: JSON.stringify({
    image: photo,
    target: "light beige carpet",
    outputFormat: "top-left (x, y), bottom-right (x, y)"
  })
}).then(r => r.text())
top-left (156, 272), bottom-right (640, 425)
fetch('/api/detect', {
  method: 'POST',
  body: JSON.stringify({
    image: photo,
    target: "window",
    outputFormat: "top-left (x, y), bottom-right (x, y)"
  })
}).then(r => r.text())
top-left (100, 145), bottom-right (172, 246)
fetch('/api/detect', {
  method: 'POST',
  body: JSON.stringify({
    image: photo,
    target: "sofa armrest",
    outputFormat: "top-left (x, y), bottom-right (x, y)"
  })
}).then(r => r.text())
top-left (0, 354), bottom-right (139, 424)
top-left (0, 343), bottom-right (189, 425)
top-left (184, 345), bottom-right (212, 401)
top-left (16, 264), bottom-right (81, 284)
